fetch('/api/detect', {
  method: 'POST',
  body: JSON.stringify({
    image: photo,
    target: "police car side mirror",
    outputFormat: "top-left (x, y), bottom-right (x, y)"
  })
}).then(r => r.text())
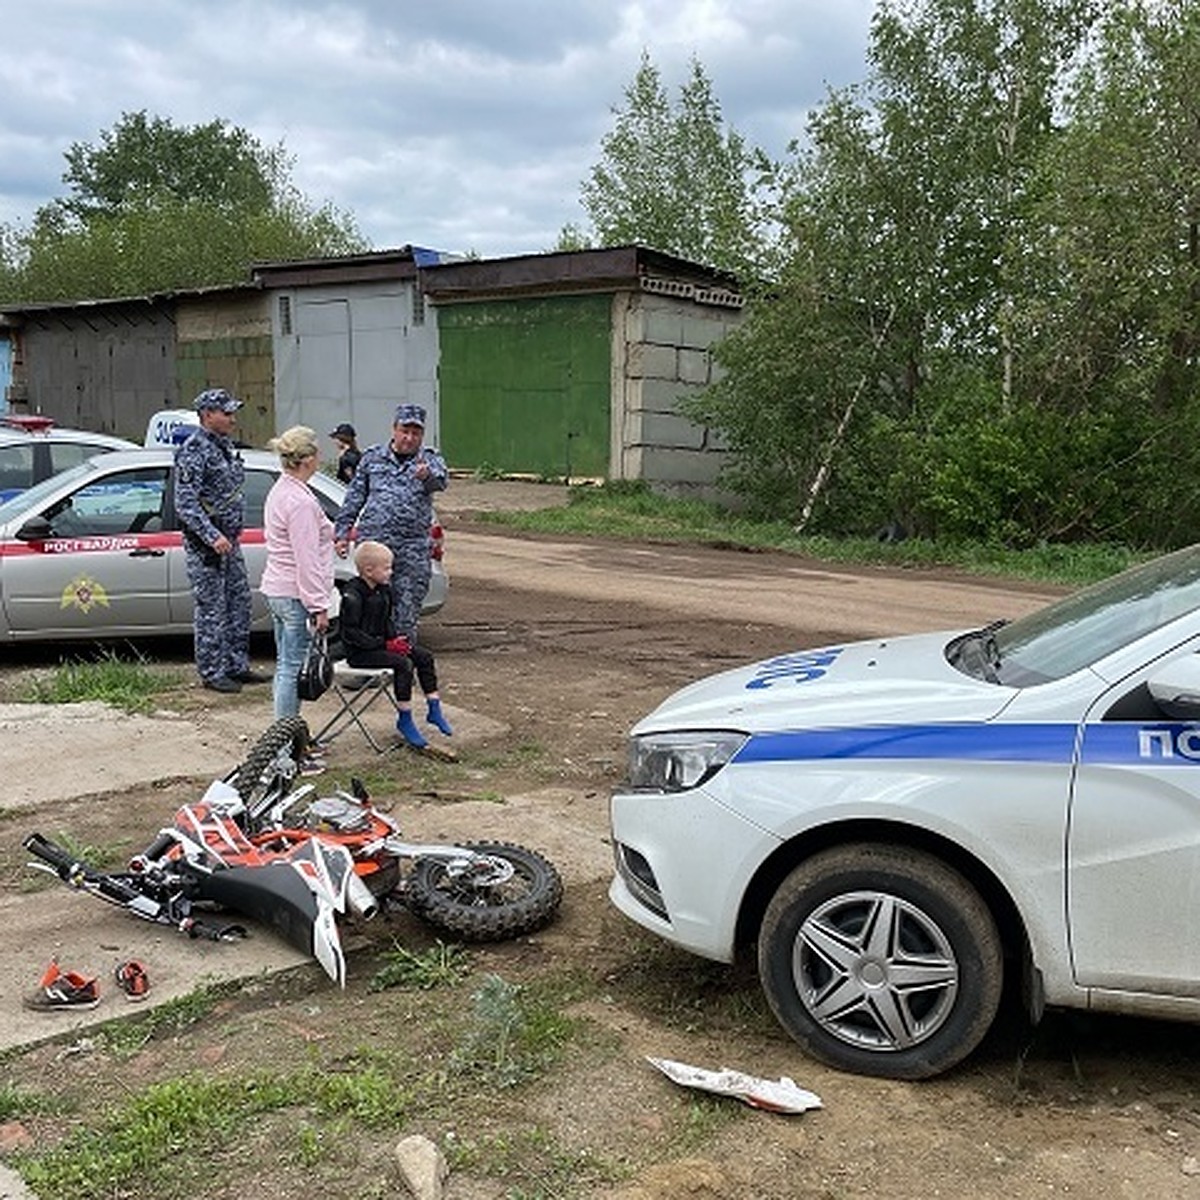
top-left (15, 515), bottom-right (52, 542)
top-left (1147, 655), bottom-right (1200, 719)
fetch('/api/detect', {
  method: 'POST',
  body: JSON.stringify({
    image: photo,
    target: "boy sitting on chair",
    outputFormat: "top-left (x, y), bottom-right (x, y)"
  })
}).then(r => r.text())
top-left (339, 540), bottom-right (452, 749)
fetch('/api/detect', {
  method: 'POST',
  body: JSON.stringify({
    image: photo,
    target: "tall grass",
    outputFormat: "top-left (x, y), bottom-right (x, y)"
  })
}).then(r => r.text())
top-left (18, 650), bottom-right (181, 713)
top-left (475, 482), bottom-right (1146, 588)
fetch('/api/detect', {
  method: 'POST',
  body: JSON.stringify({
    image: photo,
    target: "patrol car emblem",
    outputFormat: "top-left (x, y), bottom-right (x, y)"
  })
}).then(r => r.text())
top-left (61, 576), bottom-right (110, 613)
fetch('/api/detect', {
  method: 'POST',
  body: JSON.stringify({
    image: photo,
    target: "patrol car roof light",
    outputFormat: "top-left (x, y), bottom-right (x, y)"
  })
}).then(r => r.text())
top-left (0, 414), bottom-right (56, 433)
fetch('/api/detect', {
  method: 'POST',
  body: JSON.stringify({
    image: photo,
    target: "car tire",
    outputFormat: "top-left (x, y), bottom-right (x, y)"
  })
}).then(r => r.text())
top-left (758, 843), bottom-right (1003, 1080)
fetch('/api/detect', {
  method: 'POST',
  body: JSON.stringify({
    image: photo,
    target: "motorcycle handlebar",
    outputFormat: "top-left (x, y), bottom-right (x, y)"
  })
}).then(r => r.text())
top-left (23, 832), bottom-right (84, 879)
top-left (25, 831), bottom-right (158, 910)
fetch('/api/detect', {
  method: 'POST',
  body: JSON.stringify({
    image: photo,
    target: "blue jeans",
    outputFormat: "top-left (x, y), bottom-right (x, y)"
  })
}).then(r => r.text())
top-left (267, 596), bottom-right (311, 720)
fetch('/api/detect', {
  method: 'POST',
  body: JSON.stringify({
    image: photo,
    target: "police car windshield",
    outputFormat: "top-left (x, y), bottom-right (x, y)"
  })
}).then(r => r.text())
top-left (991, 544), bottom-right (1200, 685)
top-left (0, 459), bottom-right (98, 525)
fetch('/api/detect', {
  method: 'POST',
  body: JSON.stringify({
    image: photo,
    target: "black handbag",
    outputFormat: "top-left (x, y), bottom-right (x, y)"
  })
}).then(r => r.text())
top-left (297, 628), bottom-right (333, 701)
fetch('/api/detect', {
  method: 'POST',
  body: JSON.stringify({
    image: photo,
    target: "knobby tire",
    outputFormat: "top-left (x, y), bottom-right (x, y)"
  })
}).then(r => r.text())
top-left (406, 841), bottom-right (563, 941)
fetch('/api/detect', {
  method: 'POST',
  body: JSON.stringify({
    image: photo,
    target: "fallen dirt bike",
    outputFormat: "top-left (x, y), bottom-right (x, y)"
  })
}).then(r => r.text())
top-left (24, 717), bottom-right (564, 985)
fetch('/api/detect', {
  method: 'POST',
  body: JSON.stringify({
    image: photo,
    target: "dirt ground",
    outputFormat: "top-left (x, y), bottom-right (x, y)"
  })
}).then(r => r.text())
top-left (2, 480), bottom-right (1200, 1199)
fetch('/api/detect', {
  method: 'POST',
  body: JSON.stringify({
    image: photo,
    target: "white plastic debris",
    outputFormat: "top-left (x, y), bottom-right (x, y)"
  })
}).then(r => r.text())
top-left (646, 1056), bottom-right (823, 1115)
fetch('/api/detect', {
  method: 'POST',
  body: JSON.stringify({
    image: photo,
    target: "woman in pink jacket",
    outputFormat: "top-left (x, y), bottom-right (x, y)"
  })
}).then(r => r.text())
top-left (261, 426), bottom-right (335, 736)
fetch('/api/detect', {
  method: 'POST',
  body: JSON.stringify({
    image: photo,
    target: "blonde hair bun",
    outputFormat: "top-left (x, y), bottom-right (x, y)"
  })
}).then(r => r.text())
top-left (269, 425), bottom-right (319, 467)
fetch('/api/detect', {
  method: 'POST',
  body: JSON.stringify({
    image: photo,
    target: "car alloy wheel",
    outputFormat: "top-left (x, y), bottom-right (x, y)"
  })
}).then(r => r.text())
top-left (758, 843), bottom-right (1003, 1080)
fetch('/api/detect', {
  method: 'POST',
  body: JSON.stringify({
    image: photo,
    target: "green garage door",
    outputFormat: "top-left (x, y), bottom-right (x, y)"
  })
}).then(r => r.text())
top-left (437, 294), bottom-right (610, 478)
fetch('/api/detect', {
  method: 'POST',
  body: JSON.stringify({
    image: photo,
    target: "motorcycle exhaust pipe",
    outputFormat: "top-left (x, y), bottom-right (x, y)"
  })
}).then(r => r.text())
top-left (346, 870), bottom-right (379, 921)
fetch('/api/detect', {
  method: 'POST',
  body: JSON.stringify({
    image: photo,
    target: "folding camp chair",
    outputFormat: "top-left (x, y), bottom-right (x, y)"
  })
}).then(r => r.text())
top-left (310, 659), bottom-right (401, 755)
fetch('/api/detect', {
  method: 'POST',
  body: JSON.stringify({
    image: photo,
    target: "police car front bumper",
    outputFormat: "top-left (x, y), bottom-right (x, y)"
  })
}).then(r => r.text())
top-left (608, 782), bottom-right (778, 963)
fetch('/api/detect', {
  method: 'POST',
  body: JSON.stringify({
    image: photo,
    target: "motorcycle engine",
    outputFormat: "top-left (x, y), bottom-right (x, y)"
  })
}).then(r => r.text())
top-left (306, 796), bottom-right (372, 833)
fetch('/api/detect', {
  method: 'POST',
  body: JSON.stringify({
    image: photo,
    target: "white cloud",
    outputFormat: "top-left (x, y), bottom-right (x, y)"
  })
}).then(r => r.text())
top-left (0, 0), bottom-right (875, 256)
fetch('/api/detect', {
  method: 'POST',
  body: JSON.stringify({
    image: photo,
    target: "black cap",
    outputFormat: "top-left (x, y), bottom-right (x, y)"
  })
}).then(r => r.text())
top-left (329, 422), bottom-right (356, 440)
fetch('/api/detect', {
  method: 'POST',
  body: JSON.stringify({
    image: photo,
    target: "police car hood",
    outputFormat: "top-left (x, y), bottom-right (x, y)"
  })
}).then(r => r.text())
top-left (633, 630), bottom-right (1014, 735)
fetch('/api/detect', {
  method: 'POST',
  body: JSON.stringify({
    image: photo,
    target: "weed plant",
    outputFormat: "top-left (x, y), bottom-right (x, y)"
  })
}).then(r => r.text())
top-left (368, 939), bottom-right (471, 992)
top-left (449, 974), bottom-right (579, 1088)
top-left (0, 1082), bottom-right (65, 1120)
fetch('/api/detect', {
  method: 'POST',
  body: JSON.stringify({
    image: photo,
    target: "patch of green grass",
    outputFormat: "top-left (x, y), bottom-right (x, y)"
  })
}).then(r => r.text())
top-left (369, 939), bottom-right (472, 992)
top-left (473, 741), bottom-right (546, 772)
top-left (98, 982), bottom-right (225, 1056)
top-left (18, 650), bottom-right (182, 714)
top-left (0, 1082), bottom-right (67, 1120)
top-left (307, 1051), bottom-right (412, 1126)
top-left (9, 965), bottom-right (601, 1200)
top-left (667, 1093), bottom-right (744, 1154)
top-left (444, 1127), bottom-right (624, 1197)
top-left (14, 1070), bottom-right (286, 1198)
top-left (477, 482), bottom-right (1145, 588)
top-left (13, 1052), bottom-right (413, 1198)
top-left (292, 1123), bottom-right (329, 1168)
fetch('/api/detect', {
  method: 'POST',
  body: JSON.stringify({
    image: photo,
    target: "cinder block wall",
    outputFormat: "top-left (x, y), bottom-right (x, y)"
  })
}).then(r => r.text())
top-left (612, 285), bottom-right (743, 500)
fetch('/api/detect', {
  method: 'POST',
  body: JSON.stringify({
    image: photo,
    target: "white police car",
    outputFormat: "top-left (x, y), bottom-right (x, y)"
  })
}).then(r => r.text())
top-left (143, 408), bottom-right (199, 447)
top-left (609, 544), bottom-right (1200, 1079)
top-left (0, 414), bottom-right (135, 502)
top-left (0, 446), bottom-right (447, 642)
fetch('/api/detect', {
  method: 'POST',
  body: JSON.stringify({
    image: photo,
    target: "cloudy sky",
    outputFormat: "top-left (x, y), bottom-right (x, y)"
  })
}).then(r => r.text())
top-left (1, 1), bottom-right (876, 260)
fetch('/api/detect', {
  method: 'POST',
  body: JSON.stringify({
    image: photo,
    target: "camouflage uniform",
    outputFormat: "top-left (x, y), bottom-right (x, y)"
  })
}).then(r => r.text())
top-left (334, 440), bottom-right (447, 641)
top-left (174, 426), bottom-right (252, 684)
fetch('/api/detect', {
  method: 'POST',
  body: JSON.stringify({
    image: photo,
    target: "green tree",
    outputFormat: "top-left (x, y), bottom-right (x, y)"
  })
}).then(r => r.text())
top-left (0, 112), bottom-right (365, 303)
top-left (1008, 0), bottom-right (1200, 546)
top-left (571, 53), bottom-right (778, 280)
top-left (55, 111), bottom-right (284, 219)
top-left (687, 0), bottom-right (1106, 542)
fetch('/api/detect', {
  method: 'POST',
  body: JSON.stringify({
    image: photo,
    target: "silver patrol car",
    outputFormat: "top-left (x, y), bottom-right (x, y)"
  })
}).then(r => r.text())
top-left (610, 544), bottom-right (1200, 1079)
top-left (0, 414), bottom-right (135, 502)
top-left (0, 447), bottom-right (447, 641)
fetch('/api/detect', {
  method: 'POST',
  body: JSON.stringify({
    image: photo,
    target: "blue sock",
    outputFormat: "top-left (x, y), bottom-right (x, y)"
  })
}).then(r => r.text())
top-left (426, 698), bottom-right (453, 736)
top-left (396, 710), bottom-right (428, 748)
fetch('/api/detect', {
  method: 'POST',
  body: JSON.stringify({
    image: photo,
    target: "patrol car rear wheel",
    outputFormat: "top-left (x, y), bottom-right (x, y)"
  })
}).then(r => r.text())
top-left (758, 843), bottom-right (1003, 1080)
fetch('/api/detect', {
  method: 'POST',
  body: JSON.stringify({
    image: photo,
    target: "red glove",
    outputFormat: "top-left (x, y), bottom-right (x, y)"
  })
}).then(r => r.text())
top-left (385, 635), bottom-right (410, 656)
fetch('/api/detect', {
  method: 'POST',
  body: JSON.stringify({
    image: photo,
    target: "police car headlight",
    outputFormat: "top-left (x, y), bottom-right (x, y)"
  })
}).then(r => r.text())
top-left (627, 731), bottom-right (746, 793)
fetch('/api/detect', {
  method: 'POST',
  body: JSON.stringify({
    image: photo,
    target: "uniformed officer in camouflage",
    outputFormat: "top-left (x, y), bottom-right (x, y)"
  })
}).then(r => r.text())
top-left (334, 403), bottom-right (447, 641)
top-left (174, 388), bottom-right (270, 693)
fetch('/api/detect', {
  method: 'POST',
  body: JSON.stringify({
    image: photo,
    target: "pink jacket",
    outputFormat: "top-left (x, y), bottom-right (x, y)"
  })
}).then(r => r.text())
top-left (260, 474), bottom-right (335, 614)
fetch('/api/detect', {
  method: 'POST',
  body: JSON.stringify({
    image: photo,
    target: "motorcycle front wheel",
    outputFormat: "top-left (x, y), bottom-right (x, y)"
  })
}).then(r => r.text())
top-left (406, 841), bottom-right (563, 941)
top-left (230, 715), bottom-right (311, 821)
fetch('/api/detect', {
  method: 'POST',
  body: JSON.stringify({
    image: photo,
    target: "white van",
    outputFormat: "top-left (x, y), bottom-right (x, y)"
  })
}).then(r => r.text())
top-left (144, 409), bottom-right (199, 447)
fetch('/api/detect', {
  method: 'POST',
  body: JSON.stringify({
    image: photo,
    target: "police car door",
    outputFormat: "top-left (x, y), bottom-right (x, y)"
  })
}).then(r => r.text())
top-left (1068, 638), bottom-right (1200, 995)
top-left (3, 465), bottom-right (172, 636)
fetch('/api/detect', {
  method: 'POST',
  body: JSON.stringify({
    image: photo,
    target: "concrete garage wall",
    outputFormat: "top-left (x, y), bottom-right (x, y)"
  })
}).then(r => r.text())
top-left (612, 283), bottom-right (743, 499)
top-left (5, 288), bottom-right (273, 445)
top-left (175, 291), bottom-right (274, 448)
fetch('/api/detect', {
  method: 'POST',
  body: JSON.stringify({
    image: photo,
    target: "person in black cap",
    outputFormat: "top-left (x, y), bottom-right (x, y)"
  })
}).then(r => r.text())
top-left (174, 388), bottom-right (271, 693)
top-left (328, 422), bottom-right (361, 484)
top-left (333, 403), bottom-right (447, 642)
